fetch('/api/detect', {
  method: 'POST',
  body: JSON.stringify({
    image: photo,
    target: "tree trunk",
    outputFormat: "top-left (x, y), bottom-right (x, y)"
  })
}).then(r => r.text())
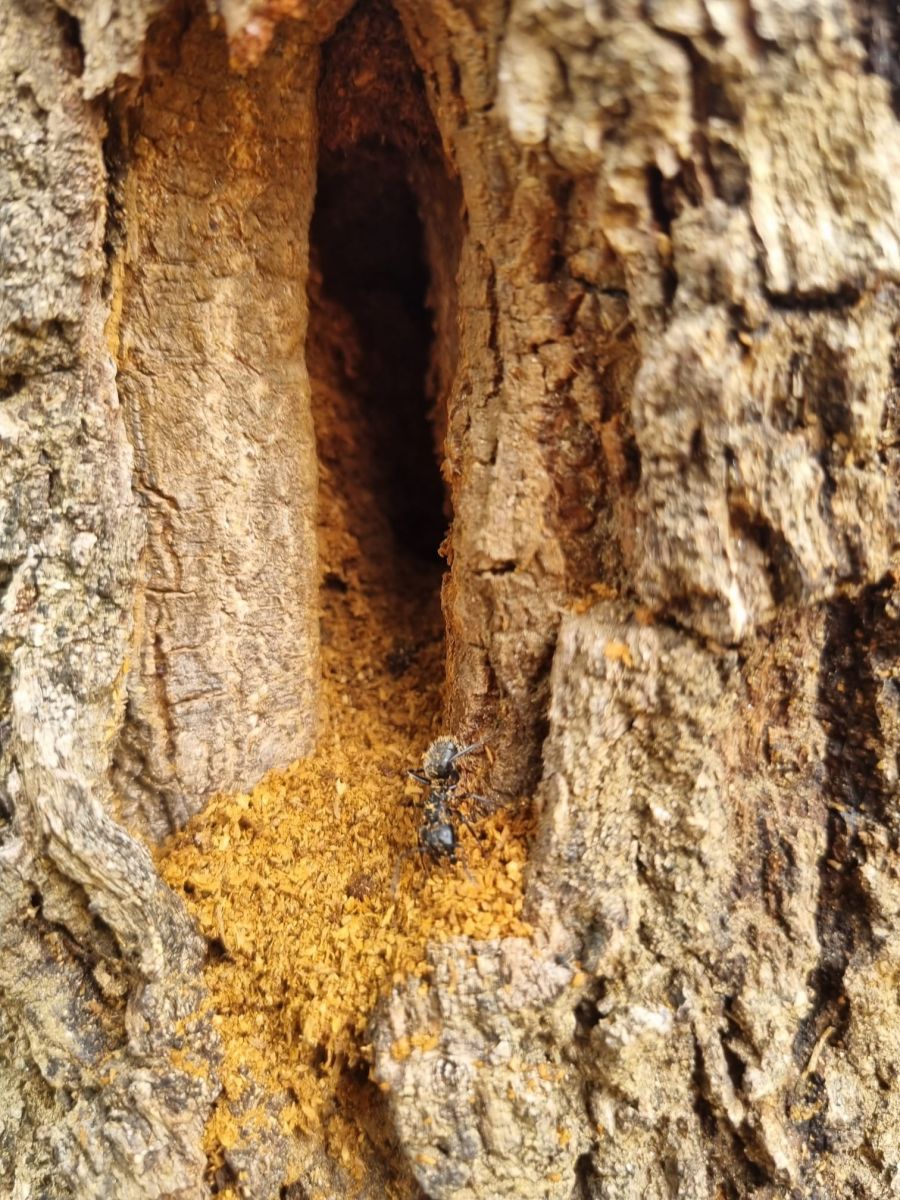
top-left (2, 0), bottom-right (899, 1197)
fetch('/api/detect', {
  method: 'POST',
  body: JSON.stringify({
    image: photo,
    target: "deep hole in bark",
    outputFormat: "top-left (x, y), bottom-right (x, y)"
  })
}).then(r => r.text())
top-left (211, 1162), bottom-right (239, 1195)
top-left (309, 0), bottom-right (457, 634)
top-left (205, 935), bottom-right (228, 963)
top-left (310, 152), bottom-right (444, 562)
top-left (720, 1037), bottom-right (747, 1090)
top-left (690, 1040), bottom-right (718, 1138)
top-left (307, 0), bottom-right (464, 750)
top-left (574, 1151), bottom-right (599, 1197)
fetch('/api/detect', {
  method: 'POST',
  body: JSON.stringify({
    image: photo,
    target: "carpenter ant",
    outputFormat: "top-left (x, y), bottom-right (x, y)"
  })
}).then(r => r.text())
top-left (408, 737), bottom-right (483, 864)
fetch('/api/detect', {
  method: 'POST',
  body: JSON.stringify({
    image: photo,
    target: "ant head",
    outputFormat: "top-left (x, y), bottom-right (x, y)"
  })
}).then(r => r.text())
top-left (422, 736), bottom-right (482, 783)
top-left (423, 737), bottom-right (462, 783)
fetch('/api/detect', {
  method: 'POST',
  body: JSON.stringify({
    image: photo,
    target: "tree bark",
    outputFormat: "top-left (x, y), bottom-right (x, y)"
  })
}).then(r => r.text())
top-left (2, 0), bottom-right (899, 1197)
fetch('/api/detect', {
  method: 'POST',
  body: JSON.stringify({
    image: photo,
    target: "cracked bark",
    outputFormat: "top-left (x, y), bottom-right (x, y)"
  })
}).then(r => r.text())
top-left (2, 0), bottom-right (900, 1197)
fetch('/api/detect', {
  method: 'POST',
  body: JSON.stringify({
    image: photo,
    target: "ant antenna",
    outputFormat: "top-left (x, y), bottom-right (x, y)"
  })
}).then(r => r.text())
top-left (450, 741), bottom-right (483, 764)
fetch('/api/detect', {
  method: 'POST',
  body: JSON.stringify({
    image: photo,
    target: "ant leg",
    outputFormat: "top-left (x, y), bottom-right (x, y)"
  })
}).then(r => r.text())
top-left (457, 810), bottom-right (482, 839)
top-left (392, 847), bottom-right (419, 897)
top-left (455, 790), bottom-right (497, 816)
top-left (451, 841), bottom-right (475, 883)
top-left (408, 770), bottom-right (429, 786)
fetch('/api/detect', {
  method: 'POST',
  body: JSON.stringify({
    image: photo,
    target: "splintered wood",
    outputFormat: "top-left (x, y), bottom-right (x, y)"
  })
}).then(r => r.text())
top-left (156, 277), bottom-right (533, 1188)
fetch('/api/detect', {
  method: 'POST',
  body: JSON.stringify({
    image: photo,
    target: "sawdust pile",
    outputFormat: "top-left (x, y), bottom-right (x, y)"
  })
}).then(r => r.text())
top-left (157, 272), bottom-right (533, 1187)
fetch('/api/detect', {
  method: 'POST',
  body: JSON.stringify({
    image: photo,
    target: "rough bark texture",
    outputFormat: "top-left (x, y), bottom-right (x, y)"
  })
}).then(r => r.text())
top-left (1, 2), bottom-right (217, 1197)
top-left (109, 12), bottom-right (321, 841)
top-left (2, 0), bottom-right (900, 1197)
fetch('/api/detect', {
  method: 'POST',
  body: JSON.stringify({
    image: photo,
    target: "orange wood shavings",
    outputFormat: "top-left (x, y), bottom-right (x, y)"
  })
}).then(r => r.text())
top-left (603, 639), bottom-right (635, 668)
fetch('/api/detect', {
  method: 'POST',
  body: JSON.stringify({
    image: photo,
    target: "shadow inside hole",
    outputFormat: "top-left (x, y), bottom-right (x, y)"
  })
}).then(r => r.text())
top-left (310, 143), bottom-right (446, 563)
top-left (206, 935), bottom-right (229, 962)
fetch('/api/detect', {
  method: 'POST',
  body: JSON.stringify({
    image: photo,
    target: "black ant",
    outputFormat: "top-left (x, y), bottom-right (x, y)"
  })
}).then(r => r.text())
top-left (407, 737), bottom-right (484, 864)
